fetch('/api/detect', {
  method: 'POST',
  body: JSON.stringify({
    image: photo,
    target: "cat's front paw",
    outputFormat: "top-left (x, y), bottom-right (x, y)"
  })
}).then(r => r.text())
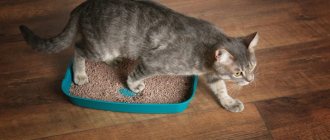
top-left (221, 99), bottom-right (244, 113)
top-left (128, 82), bottom-right (145, 93)
top-left (74, 74), bottom-right (89, 85)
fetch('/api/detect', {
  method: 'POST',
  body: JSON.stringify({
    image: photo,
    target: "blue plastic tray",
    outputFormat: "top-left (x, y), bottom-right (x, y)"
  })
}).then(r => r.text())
top-left (61, 63), bottom-right (198, 114)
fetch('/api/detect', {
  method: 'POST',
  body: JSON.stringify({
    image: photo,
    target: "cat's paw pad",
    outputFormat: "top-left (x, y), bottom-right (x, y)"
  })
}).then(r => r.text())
top-left (128, 82), bottom-right (145, 93)
top-left (222, 99), bottom-right (244, 113)
top-left (74, 74), bottom-right (89, 85)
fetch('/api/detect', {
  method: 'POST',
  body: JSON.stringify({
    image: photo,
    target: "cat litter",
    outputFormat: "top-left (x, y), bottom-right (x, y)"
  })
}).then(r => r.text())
top-left (70, 60), bottom-right (192, 103)
top-left (61, 59), bottom-right (198, 114)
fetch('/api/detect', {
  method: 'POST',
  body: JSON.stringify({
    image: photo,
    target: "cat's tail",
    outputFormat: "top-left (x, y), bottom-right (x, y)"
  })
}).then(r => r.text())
top-left (19, 14), bottom-right (79, 53)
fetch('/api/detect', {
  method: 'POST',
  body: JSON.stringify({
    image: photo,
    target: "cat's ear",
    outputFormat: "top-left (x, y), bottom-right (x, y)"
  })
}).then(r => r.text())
top-left (215, 49), bottom-right (233, 65)
top-left (242, 32), bottom-right (259, 52)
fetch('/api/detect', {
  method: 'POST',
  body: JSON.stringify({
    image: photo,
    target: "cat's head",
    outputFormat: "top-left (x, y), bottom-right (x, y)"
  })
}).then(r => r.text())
top-left (212, 32), bottom-right (259, 86)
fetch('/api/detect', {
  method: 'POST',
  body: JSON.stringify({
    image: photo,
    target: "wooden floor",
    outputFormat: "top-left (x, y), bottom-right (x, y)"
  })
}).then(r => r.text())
top-left (1, 0), bottom-right (330, 139)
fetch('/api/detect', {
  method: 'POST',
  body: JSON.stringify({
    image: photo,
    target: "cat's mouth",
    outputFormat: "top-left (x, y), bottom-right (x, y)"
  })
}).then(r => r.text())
top-left (237, 81), bottom-right (250, 86)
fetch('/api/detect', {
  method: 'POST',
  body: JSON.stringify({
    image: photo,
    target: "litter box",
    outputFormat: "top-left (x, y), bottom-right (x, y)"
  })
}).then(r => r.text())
top-left (61, 62), bottom-right (198, 114)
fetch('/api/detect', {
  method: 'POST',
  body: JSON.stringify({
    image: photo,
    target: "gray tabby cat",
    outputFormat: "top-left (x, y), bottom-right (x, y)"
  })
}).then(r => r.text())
top-left (19, 0), bottom-right (258, 112)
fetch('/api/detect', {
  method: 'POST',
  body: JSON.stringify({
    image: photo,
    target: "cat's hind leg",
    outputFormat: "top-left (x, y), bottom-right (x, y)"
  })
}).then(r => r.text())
top-left (73, 49), bottom-right (88, 85)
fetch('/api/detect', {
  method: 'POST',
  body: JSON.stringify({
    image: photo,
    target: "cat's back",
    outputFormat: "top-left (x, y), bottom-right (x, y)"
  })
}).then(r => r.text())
top-left (73, 0), bottom-right (183, 58)
top-left (78, 0), bottom-right (174, 18)
top-left (76, 0), bottom-right (179, 35)
top-left (77, 0), bottom-right (185, 43)
top-left (74, 0), bottom-right (219, 60)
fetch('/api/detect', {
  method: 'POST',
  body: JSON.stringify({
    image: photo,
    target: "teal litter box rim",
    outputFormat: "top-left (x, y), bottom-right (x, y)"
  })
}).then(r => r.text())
top-left (61, 62), bottom-right (198, 114)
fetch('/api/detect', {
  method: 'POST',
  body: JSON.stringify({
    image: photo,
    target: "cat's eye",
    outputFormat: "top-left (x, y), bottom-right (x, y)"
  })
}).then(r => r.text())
top-left (233, 71), bottom-right (243, 77)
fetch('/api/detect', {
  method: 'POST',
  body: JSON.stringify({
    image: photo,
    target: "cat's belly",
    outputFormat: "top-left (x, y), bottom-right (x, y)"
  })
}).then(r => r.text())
top-left (101, 50), bottom-right (121, 62)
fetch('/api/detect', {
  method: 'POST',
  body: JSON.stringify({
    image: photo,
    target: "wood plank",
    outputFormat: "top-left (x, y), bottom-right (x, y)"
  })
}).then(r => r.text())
top-left (255, 89), bottom-right (330, 140)
top-left (0, 0), bottom-right (82, 23)
top-left (42, 104), bottom-right (271, 140)
top-left (0, 101), bottom-right (180, 140)
top-left (0, 42), bottom-right (72, 76)
top-left (0, 41), bottom-right (73, 108)
top-left (0, 0), bottom-right (83, 43)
